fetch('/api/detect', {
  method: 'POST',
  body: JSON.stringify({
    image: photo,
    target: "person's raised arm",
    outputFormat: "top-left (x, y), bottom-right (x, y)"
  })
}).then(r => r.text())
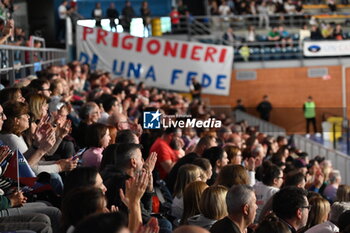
top-left (120, 170), bottom-right (149, 232)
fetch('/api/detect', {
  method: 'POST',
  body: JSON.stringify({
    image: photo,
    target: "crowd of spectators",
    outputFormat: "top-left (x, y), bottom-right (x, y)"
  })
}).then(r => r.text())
top-left (211, 0), bottom-right (304, 17)
top-left (0, 59), bottom-right (349, 233)
top-left (0, 0), bottom-right (43, 48)
top-left (2, 1), bottom-right (350, 233)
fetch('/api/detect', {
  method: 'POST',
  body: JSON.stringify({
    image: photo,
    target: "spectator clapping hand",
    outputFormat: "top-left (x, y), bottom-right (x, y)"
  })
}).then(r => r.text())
top-left (144, 152), bottom-right (157, 173)
top-left (56, 119), bottom-right (71, 139)
top-left (32, 115), bottom-right (51, 145)
top-left (136, 217), bottom-right (160, 233)
top-left (37, 127), bottom-right (56, 153)
top-left (119, 170), bottom-right (149, 208)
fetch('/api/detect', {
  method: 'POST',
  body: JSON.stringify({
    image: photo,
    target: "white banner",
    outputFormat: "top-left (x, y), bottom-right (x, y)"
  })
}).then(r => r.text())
top-left (76, 25), bottom-right (233, 96)
top-left (304, 40), bottom-right (350, 57)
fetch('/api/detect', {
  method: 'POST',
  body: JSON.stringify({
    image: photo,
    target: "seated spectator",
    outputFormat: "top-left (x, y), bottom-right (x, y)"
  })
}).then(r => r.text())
top-left (215, 165), bottom-right (250, 188)
top-left (192, 158), bottom-right (213, 183)
top-left (217, 127), bottom-right (232, 146)
top-left (333, 24), bottom-right (344, 40)
top-left (0, 102), bottom-right (55, 168)
top-left (246, 25), bottom-right (256, 43)
top-left (267, 27), bottom-right (281, 46)
top-left (180, 181), bottom-right (208, 225)
top-left (0, 87), bottom-right (26, 105)
top-left (150, 127), bottom-right (182, 180)
top-left (254, 164), bottom-right (283, 223)
top-left (302, 196), bottom-right (330, 232)
top-left (284, 171), bottom-right (306, 189)
top-left (27, 79), bottom-right (51, 98)
top-left (322, 170), bottom-right (341, 202)
top-left (171, 164), bottom-right (203, 220)
top-left (81, 123), bottom-right (111, 169)
top-left (210, 185), bottom-right (257, 233)
top-left (102, 143), bottom-right (169, 232)
top-left (202, 147), bottom-right (229, 185)
top-left (98, 95), bottom-right (119, 125)
top-left (61, 187), bottom-right (107, 232)
top-left (284, 0), bottom-right (296, 14)
top-left (222, 27), bottom-right (236, 46)
top-left (224, 145), bottom-right (242, 165)
top-left (188, 185), bottom-right (228, 230)
top-left (49, 103), bottom-right (76, 159)
top-left (73, 101), bottom-right (101, 148)
top-left (304, 201), bottom-right (349, 233)
top-left (321, 23), bottom-right (334, 39)
top-left (272, 187), bottom-right (309, 232)
top-left (336, 184), bottom-right (350, 202)
top-left (279, 25), bottom-right (293, 48)
top-left (64, 166), bottom-right (107, 197)
top-left (299, 24), bottom-right (311, 42)
top-left (165, 135), bottom-right (217, 193)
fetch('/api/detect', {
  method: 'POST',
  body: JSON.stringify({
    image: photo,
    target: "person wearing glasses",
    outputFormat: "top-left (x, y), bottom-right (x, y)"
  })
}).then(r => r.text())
top-left (272, 187), bottom-right (310, 233)
top-left (253, 163), bottom-right (283, 223)
top-left (298, 196), bottom-right (331, 233)
top-left (27, 79), bottom-right (51, 98)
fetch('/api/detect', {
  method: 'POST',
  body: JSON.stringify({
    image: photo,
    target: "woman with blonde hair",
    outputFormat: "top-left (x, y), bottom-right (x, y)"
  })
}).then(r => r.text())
top-left (180, 181), bottom-right (208, 225)
top-left (299, 196), bottom-right (330, 233)
top-left (215, 164), bottom-right (250, 189)
top-left (171, 164), bottom-right (203, 220)
top-left (28, 94), bottom-right (49, 123)
top-left (187, 185), bottom-right (228, 229)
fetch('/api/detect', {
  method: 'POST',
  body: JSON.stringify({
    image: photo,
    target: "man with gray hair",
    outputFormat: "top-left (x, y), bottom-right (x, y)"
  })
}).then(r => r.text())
top-left (323, 170), bottom-right (341, 202)
top-left (210, 184), bottom-right (257, 233)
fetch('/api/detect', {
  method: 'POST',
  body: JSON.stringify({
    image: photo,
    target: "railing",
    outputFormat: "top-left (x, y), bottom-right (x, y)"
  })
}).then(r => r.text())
top-left (234, 110), bottom-right (286, 137)
top-left (172, 13), bottom-right (350, 37)
top-left (203, 39), bottom-right (305, 62)
top-left (293, 134), bottom-right (350, 185)
top-left (0, 45), bottom-right (67, 85)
